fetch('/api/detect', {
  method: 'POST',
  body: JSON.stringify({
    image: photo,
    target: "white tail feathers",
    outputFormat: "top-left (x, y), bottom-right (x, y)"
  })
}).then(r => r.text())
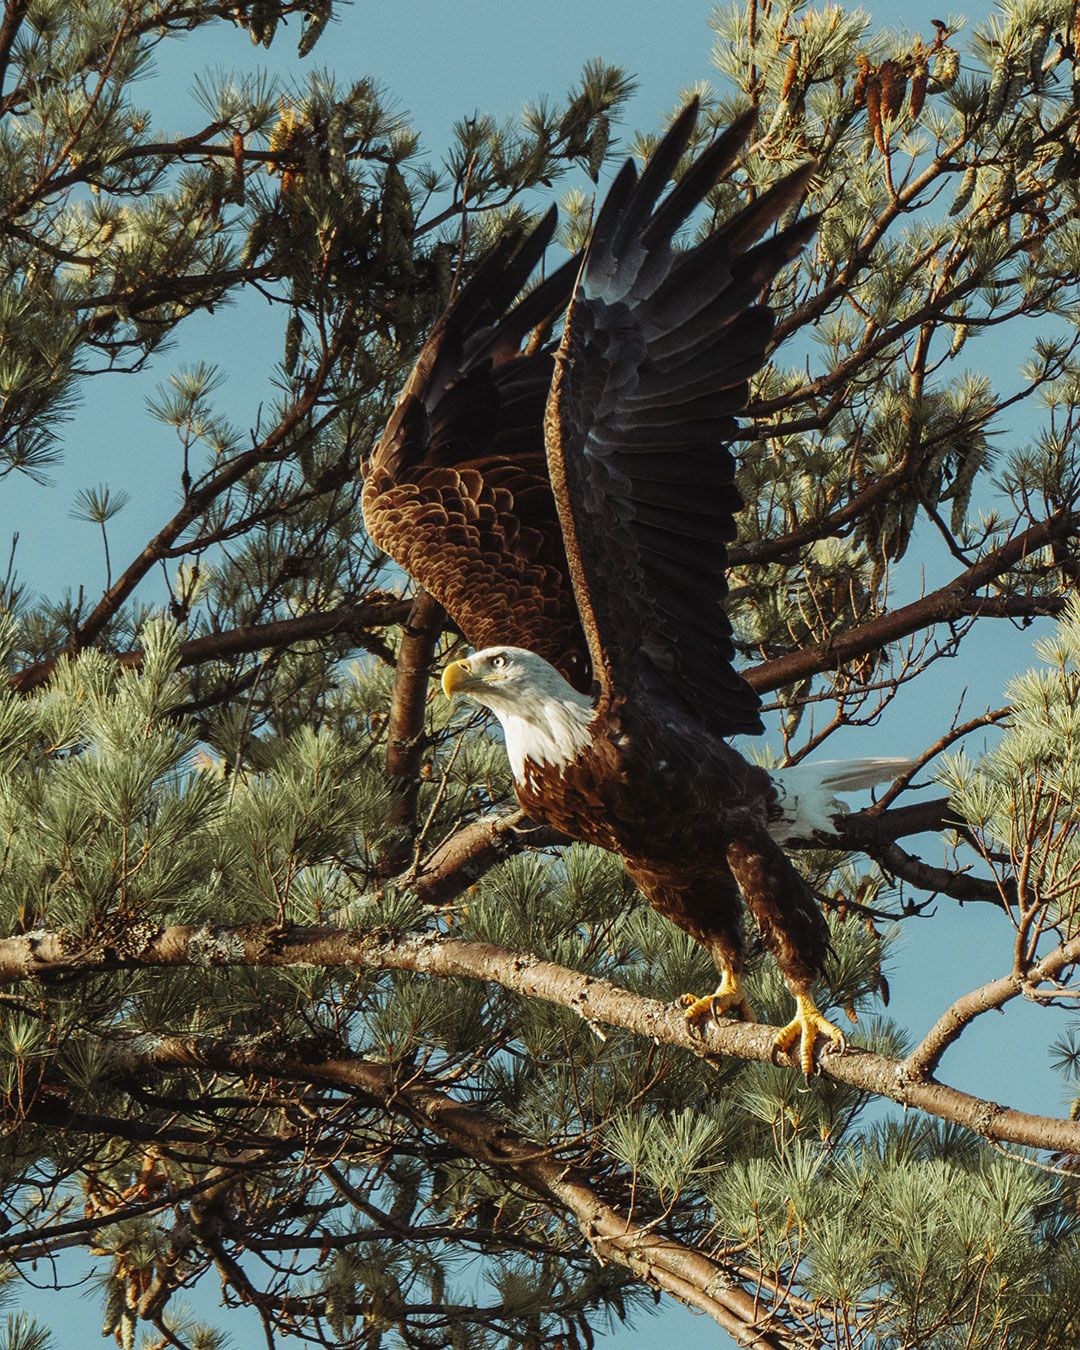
top-left (767, 757), bottom-right (918, 844)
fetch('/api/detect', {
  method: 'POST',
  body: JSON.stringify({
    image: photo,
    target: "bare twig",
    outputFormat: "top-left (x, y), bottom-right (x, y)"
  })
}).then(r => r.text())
top-left (748, 512), bottom-right (1075, 694)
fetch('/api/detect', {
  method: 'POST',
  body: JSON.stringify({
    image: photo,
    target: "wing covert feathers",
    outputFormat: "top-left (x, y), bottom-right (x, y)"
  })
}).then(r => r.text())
top-left (546, 98), bottom-right (817, 736)
top-left (362, 216), bottom-right (590, 689)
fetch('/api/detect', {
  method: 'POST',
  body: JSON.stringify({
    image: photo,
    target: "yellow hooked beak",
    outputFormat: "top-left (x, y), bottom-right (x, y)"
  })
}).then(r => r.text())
top-left (441, 659), bottom-right (473, 698)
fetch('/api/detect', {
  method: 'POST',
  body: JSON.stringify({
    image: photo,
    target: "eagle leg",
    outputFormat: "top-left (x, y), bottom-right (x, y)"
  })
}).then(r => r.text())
top-left (772, 991), bottom-right (846, 1079)
top-left (678, 969), bottom-right (756, 1034)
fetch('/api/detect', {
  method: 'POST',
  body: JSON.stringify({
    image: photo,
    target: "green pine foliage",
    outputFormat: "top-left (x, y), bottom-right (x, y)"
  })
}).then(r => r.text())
top-left (942, 592), bottom-right (1080, 944)
top-left (0, 1), bottom-right (1075, 1347)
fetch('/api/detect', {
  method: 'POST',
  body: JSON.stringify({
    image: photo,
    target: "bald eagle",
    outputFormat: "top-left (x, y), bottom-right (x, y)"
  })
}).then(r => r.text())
top-left (362, 101), bottom-right (910, 1075)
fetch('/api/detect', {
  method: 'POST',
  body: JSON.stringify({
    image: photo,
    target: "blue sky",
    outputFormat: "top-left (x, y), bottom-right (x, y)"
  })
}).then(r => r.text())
top-left (7, 1), bottom-right (1067, 1347)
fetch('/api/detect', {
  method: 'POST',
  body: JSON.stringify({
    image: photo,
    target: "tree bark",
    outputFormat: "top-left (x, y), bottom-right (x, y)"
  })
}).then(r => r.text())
top-left (6, 923), bottom-right (1080, 1154)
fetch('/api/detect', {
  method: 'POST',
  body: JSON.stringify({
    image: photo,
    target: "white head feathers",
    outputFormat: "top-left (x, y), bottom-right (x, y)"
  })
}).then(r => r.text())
top-left (441, 646), bottom-right (595, 781)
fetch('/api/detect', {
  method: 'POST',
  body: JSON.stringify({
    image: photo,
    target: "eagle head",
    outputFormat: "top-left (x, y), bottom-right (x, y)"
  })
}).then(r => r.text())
top-left (441, 646), bottom-right (595, 780)
top-left (442, 646), bottom-right (566, 704)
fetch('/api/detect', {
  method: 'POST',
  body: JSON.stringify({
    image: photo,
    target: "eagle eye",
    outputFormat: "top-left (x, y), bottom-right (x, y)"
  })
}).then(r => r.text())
top-left (491, 654), bottom-right (507, 670)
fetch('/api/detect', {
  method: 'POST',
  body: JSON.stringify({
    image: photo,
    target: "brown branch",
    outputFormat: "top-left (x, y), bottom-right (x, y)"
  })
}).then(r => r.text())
top-left (746, 512), bottom-right (1075, 694)
top-left (826, 796), bottom-right (1012, 907)
top-left (0, 1162), bottom-right (250, 1255)
top-left (905, 935), bottom-right (1080, 1081)
top-left (730, 453), bottom-right (916, 568)
top-left (9, 594), bottom-right (412, 695)
top-left (120, 1034), bottom-right (797, 1346)
top-left (873, 840), bottom-right (1009, 907)
top-left (829, 795), bottom-right (957, 846)
top-left (382, 589), bottom-right (445, 859)
top-left (7, 925), bottom-right (1080, 1153)
top-left (75, 260), bottom-right (276, 315)
top-left (402, 810), bottom-right (567, 904)
top-left (4, 119), bottom-right (226, 220)
top-left (956, 594), bottom-right (1068, 619)
top-left (765, 114), bottom-right (1076, 391)
top-left (0, 0), bottom-right (29, 103)
top-left (140, 1169), bottom-right (237, 1323)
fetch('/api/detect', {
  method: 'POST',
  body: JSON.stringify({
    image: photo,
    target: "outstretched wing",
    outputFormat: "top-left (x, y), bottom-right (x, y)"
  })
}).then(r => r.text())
top-left (362, 215), bottom-right (590, 690)
top-left (546, 100), bottom-right (817, 735)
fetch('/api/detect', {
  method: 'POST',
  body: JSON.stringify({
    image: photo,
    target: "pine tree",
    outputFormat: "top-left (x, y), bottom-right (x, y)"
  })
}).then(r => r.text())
top-left (0, 2), bottom-right (1078, 1347)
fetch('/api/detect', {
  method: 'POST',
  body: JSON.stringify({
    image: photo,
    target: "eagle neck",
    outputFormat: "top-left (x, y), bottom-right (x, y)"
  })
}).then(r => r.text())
top-left (493, 690), bottom-right (596, 781)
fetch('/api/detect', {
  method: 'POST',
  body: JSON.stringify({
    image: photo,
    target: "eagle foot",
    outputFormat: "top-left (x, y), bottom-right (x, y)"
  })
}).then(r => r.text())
top-left (678, 972), bottom-right (756, 1035)
top-left (772, 993), bottom-right (846, 1079)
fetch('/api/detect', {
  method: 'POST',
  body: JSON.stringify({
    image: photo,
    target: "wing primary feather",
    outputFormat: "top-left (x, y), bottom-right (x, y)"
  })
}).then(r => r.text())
top-left (587, 159), bottom-right (641, 272)
top-left (649, 305), bottom-right (775, 368)
top-left (628, 347), bottom-right (770, 405)
top-left (639, 106), bottom-right (759, 249)
top-left (460, 207), bottom-right (560, 340)
top-left (629, 499), bottom-right (741, 538)
top-left (649, 214), bottom-right (819, 333)
top-left (620, 393), bottom-right (743, 425)
top-left (638, 545), bottom-right (720, 594)
top-left (483, 253), bottom-right (583, 362)
top-left (653, 162), bottom-right (816, 307)
top-left (446, 231), bottom-right (529, 334)
top-left (711, 162), bottom-right (818, 256)
top-left (607, 98), bottom-right (701, 258)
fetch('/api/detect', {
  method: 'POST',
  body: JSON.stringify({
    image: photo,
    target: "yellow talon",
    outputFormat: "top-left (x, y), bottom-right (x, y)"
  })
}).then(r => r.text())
top-left (772, 992), bottom-right (847, 1078)
top-left (678, 970), bottom-right (756, 1034)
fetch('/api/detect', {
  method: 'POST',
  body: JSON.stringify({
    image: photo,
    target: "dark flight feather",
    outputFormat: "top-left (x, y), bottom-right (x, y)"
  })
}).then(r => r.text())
top-left (543, 107), bottom-right (817, 736)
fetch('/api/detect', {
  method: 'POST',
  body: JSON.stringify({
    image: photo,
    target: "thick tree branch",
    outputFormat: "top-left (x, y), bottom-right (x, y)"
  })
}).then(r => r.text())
top-left (826, 796), bottom-right (1013, 907)
top-left (0, 0), bottom-right (28, 103)
top-left (904, 934), bottom-right (1080, 1081)
top-left (6, 925), bottom-right (1080, 1153)
top-left (871, 840), bottom-right (1011, 907)
top-left (382, 589), bottom-right (445, 855)
top-left (829, 796), bottom-right (957, 846)
top-left (401, 809), bottom-right (567, 904)
top-left (956, 594), bottom-right (1067, 620)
